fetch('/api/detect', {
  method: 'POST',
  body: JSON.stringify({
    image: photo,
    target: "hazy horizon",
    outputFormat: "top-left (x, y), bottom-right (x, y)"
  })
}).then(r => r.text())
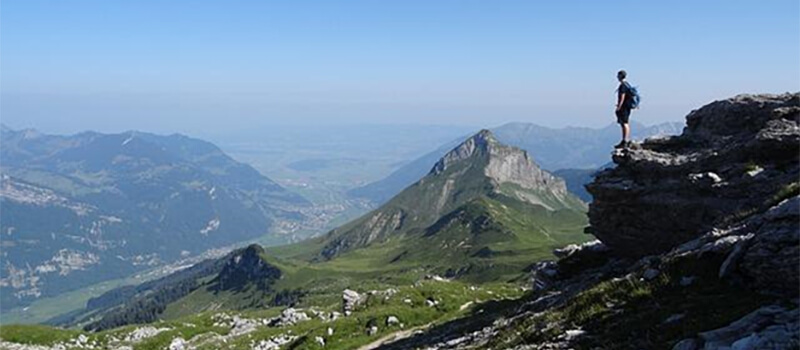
top-left (2, 1), bottom-right (799, 136)
top-left (1, 118), bottom-right (687, 145)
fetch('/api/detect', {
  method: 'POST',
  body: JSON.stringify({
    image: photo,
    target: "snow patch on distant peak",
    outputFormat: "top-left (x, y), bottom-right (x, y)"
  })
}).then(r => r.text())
top-left (122, 134), bottom-right (134, 146)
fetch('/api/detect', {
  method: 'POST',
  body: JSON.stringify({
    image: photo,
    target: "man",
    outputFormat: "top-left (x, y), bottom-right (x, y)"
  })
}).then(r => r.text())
top-left (615, 70), bottom-right (633, 148)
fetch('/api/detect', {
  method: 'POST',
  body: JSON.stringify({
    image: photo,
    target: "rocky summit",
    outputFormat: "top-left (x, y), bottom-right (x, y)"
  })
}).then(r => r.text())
top-left (318, 129), bottom-right (586, 260)
top-left (431, 130), bottom-right (572, 208)
top-left (587, 93), bottom-right (799, 256)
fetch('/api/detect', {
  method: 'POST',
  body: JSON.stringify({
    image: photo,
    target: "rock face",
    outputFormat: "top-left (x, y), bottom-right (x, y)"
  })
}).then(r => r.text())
top-left (430, 130), bottom-right (569, 200)
top-left (587, 93), bottom-right (799, 256)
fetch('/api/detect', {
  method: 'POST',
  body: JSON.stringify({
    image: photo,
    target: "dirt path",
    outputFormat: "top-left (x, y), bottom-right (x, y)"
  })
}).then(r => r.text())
top-left (459, 301), bottom-right (474, 311)
top-left (357, 301), bottom-right (475, 350)
top-left (357, 323), bottom-right (433, 350)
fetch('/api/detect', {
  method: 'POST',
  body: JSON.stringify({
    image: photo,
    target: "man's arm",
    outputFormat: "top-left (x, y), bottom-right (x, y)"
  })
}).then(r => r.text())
top-left (616, 93), bottom-right (626, 111)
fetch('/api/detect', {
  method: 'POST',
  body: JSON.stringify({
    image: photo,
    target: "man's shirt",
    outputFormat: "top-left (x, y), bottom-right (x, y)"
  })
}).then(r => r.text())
top-left (618, 82), bottom-right (632, 109)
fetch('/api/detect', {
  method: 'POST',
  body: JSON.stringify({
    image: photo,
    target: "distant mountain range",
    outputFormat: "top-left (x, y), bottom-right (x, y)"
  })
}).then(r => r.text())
top-left (348, 121), bottom-right (682, 205)
top-left (0, 126), bottom-right (310, 312)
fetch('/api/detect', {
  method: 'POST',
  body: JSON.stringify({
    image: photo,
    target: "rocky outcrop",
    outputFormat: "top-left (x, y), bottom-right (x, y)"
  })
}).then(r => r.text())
top-left (665, 195), bottom-right (800, 298)
top-left (342, 289), bottom-right (364, 314)
top-left (269, 308), bottom-right (311, 327)
top-left (213, 244), bottom-right (281, 292)
top-left (587, 93), bottom-right (799, 256)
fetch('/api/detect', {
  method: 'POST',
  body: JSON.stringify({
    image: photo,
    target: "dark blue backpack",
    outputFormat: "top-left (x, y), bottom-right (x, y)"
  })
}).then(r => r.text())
top-left (625, 82), bottom-right (641, 109)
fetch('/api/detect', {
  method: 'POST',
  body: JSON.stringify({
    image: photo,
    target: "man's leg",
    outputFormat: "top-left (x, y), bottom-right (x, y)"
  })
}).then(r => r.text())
top-left (615, 123), bottom-right (626, 148)
top-left (622, 123), bottom-right (630, 142)
top-left (615, 109), bottom-right (629, 148)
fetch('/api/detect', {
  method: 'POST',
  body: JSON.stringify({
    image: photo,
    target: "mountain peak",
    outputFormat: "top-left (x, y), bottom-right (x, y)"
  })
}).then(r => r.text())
top-left (213, 244), bottom-right (280, 292)
top-left (430, 129), bottom-right (498, 175)
top-left (440, 129), bottom-right (581, 211)
top-left (474, 128), bottom-right (496, 141)
top-left (317, 128), bottom-right (586, 260)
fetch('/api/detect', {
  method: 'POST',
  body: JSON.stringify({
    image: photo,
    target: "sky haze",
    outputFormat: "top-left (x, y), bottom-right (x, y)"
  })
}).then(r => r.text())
top-left (2, 0), bottom-right (798, 135)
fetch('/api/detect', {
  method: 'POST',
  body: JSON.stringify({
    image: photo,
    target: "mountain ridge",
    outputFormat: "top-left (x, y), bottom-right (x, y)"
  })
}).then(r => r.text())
top-left (0, 126), bottom-right (310, 312)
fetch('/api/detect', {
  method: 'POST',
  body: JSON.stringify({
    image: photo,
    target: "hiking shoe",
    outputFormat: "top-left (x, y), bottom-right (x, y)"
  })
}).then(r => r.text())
top-left (614, 141), bottom-right (626, 149)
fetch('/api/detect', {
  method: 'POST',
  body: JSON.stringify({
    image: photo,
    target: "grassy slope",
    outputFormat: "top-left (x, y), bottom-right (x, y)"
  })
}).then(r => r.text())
top-left (99, 191), bottom-right (587, 327)
top-left (0, 280), bottom-right (523, 350)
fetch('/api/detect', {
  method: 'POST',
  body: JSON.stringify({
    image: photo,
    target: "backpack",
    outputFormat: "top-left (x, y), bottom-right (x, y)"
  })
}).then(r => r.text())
top-left (624, 82), bottom-right (641, 109)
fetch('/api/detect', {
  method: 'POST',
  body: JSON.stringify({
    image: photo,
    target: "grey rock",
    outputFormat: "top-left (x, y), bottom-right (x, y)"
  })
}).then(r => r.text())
top-left (688, 172), bottom-right (722, 185)
top-left (529, 260), bottom-right (559, 291)
top-left (168, 337), bottom-right (187, 350)
top-left (553, 240), bottom-right (609, 258)
top-left (739, 197), bottom-right (800, 297)
top-left (663, 313), bottom-right (685, 324)
top-left (342, 289), bottom-right (363, 313)
top-left (700, 305), bottom-right (799, 349)
top-left (672, 338), bottom-right (699, 350)
top-left (125, 326), bottom-right (172, 342)
top-left (679, 276), bottom-right (697, 286)
top-left (643, 268), bottom-right (660, 280)
top-left (230, 315), bottom-right (258, 336)
top-left (558, 329), bottom-right (585, 341)
top-left (251, 335), bottom-right (297, 350)
top-left (367, 326), bottom-right (379, 336)
top-left (271, 308), bottom-right (310, 327)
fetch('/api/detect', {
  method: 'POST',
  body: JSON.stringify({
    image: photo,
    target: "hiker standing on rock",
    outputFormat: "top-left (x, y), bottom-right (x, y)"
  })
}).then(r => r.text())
top-left (614, 70), bottom-right (637, 148)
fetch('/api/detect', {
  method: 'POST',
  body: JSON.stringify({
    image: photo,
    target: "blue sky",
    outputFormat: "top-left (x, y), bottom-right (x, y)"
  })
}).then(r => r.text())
top-left (2, 0), bottom-right (798, 134)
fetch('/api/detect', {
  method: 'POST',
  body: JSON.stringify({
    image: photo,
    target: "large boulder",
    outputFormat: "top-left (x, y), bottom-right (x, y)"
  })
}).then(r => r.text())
top-left (587, 93), bottom-right (799, 256)
top-left (342, 289), bottom-right (363, 314)
top-left (738, 196), bottom-right (800, 297)
top-left (698, 305), bottom-right (799, 349)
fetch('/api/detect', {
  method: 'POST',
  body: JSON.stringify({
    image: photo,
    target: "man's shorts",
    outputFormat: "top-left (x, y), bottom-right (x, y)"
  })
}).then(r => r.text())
top-left (616, 108), bottom-right (631, 124)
